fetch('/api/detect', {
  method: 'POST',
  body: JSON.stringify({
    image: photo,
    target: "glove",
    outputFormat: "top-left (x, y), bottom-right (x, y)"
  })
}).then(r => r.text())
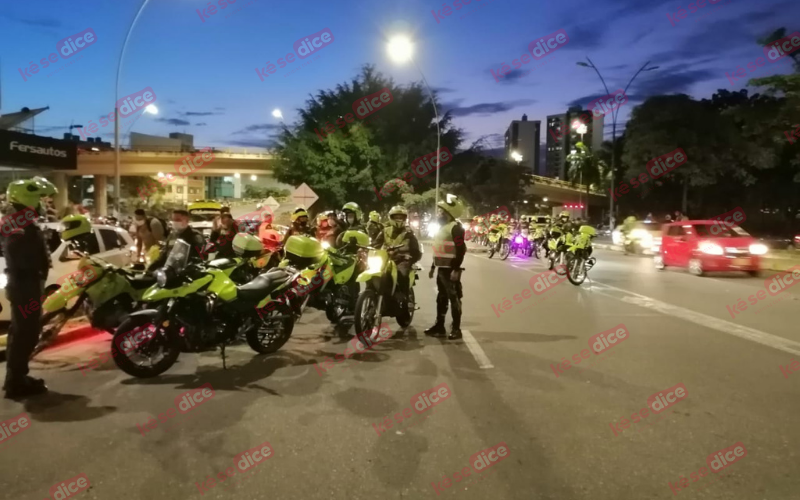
top-left (450, 269), bottom-right (461, 282)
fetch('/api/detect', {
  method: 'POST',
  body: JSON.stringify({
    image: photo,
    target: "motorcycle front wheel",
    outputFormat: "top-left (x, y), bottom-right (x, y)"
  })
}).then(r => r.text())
top-left (566, 254), bottom-right (587, 285)
top-left (112, 316), bottom-right (181, 378)
top-left (397, 287), bottom-right (415, 328)
top-left (555, 252), bottom-right (568, 276)
top-left (488, 242), bottom-right (496, 259)
top-left (324, 286), bottom-right (350, 324)
top-left (354, 288), bottom-right (382, 344)
top-left (499, 240), bottom-right (511, 260)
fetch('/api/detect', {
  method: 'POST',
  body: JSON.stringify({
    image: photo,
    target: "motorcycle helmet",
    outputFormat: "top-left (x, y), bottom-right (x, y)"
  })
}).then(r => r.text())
top-left (260, 229), bottom-right (282, 252)
top-left (283, 235), bottom-right (325, 268)
top-left (7, 176), bottom-right (57, 215)
top-left (61, 214), bottom-right (92, 241)
top-left (291, 208), bottom-right (309, 224)
top-left (388, 205), bottom-right (408, 229)
top-left (369, 211), bottom-right (380, 223)
top-left (437, 194), bottom-right (464, 220)
top-left (233, 233), bottom-right (264, 258)
top-left (559, 210), bottom-right (570, 223)
top-left (342, 202), bottom-right (362, 225)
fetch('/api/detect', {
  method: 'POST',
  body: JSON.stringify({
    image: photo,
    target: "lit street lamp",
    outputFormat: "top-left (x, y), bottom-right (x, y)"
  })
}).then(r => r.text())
top-left (577, 58), bottom-right (658, 228)
top-left (511, 151), bottom-right (523, 164)
top-left (387, 35), bottom-right (442, 212)
top-left (571, 121), bottom-right (588, 217)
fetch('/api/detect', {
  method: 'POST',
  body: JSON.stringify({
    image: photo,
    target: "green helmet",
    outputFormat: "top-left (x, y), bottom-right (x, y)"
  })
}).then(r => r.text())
top-left (388, 205), bottom-right (408, 229)
top-left (437, 194), bottom-right (464, 220)
top-left (342, 202), bottom-right (362, 222)
top-left (369, 210), bottom-right (380, 223)
top-left (7, 176), bottom-right (57, 212)
top-left (62, 214), bottom-right (92, 241)
top-left (232, 233), bottom-right (263, 258)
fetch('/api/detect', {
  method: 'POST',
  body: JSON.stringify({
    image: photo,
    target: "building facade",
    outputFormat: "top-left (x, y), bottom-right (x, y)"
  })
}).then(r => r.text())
top-left (504, 114), bottom-right (540, 174)
top-left (545, 109), bottom-right (604, 180)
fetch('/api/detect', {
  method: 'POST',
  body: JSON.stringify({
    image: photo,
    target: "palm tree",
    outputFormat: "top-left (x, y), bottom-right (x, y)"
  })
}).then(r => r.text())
top-left (566, 142), bottom-right (608, 219)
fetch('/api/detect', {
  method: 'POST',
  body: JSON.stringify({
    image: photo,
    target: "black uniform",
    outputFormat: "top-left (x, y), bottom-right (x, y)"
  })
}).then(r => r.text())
top-left (281, 223), bottom-right (315, 246)
top-left (151, 225), bottom-right (207, 269)
top-left (427, 222), bottom-right (467, 338)
top-left (209, 227), bottom-right (236, 259)
top-left (2, 205), bottom-right (50, 392)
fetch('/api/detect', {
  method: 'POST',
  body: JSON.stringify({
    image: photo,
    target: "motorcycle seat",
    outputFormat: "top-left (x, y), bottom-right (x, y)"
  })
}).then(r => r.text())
top-left (130, 274), bottom-right (157, 290)
top-left (237, 269), bottom-right (291, 301)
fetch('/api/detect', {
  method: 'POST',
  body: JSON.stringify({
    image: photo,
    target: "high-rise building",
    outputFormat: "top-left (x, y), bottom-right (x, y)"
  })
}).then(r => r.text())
top-left (504, 114), bottom-right (540, 174)
top-left (545, 109), bottom-right (604, 180)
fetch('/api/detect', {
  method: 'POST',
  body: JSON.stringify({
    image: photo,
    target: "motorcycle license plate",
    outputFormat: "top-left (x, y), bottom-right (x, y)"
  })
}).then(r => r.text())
top-left (732, 258), bottom-right (750, 266)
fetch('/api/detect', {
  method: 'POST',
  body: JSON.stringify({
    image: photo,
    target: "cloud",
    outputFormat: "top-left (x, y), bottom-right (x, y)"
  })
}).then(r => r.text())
top-left (156, 118), bottom-right (190, 126)
top-left (214, 107), bottom-right (226, 111)
top-left (0, 14), bottom-right (62, 28)
top-left (234, 123), bottom-right (282, 134)
top-left (226, 139), bottom-right (277, 148)
top-left (496, 69), bottom-right (530, 84)
top-left (444, 99), bottom-right (536, 117)
top-left (433, 86), bottom-right (457, 94)
top-left (195, 122), bottom-right (207, 126)
top-left (181, 111), bottom-right (216, 116)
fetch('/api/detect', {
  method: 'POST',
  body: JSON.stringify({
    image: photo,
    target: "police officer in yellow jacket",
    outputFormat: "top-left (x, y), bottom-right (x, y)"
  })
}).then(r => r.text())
top-left (426, 195), bottom-right (467, 340)
top-left (373, 206), bottom-right (421, 316)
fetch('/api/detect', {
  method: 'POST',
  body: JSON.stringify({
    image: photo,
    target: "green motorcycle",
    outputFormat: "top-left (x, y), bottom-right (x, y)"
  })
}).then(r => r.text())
top-left (565, 225), bottom-right (597, 286)
top-left (35, 245), bottom-right (159, 357)
top-left (487, 224), bottom-right (510, 260)
top-left (353, 244), bottom-right (418, 344)
top-left (318, 231), bottom-right (368, 323)
top-left (547, 226), bottom-right (570, 276)
top-left (111, 239), bottom-right (299, 378)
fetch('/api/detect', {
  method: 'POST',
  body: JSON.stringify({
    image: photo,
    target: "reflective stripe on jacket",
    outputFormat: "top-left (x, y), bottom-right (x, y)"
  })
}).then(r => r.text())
top-left (432, 221), bottom-right (457, 267)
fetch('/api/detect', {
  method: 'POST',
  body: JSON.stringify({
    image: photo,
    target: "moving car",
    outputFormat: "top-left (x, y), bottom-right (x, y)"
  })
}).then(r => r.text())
top-left (0, 222), bottom-right (135, 321)
top-left (188, 200), bottom-right (222, 237)
top-left (653, 220), bottom-right (767, 276)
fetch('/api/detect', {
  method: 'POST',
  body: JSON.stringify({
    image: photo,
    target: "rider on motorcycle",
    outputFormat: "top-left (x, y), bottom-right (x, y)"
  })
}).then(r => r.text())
top-left (336, 202), bottom-right (367, 248)
top-left (366, 210), bottom-right (384, 244)
top-left (282, 208), bottom-right (315, 245)
top-left (373, 206), bottom-right (422, 302)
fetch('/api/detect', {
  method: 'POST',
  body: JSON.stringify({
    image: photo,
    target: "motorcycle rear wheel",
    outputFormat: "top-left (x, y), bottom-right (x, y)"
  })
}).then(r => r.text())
top-left (499, 240), bottom-right (511, 260)
top-left (31, 310), bottom-right (69, 359)
top-left (246, 305), bottom-right (295, 354)
top-left (112, 316), bottom-right (181, 378)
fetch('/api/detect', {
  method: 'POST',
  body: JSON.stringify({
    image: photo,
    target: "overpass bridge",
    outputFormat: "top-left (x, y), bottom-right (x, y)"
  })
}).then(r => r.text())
top-left (50, 148), bottom-right (605, 214)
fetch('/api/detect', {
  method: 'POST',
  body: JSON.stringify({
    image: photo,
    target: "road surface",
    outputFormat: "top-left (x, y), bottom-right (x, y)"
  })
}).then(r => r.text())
top-left (1, 242), bottom-right (799, 499)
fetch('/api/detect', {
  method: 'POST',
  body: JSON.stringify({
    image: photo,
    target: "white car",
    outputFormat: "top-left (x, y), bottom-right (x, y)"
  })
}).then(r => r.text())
top-left (0, 223), bottom-right (136, 322)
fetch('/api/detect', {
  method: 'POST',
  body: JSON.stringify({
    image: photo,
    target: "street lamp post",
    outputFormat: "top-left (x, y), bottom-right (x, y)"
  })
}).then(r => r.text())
top-left (571, 121), bottom-right (588, 217)
top-left (387, 36), bottom-right (441, 211)
top-left (576, 59), bottom-right (658, 228)
top-left (114, 0), bottom-right (152, 216)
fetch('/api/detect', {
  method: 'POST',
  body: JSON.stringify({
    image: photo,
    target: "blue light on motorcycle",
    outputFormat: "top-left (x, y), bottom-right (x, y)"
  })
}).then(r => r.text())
top-left (515, 236), bottom-right (523, 244)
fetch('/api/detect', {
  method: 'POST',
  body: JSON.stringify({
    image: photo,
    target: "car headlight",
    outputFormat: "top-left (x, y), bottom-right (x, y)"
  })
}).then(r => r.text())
top-left (749, 243), bottom-right (768, 255)
top-left (0, 273), bottom-right (7, 290)
top-left (612, 230), bottom-right (622, 245)
top-left (367, 255), bottom-right (384, 272)
top-left (155, 270), bottom-right (167, 287)
top-left (699, 242), bottom-right (724, 255)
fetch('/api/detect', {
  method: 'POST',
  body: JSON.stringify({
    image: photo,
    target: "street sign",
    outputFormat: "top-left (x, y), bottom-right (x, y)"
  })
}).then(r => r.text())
top-left (263, 196), bottom-right (280, 212)
top-left (292, 183), bottom-right (318, 208)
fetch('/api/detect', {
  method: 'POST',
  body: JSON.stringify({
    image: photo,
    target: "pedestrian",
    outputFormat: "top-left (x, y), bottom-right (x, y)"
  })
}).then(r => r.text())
top-left (426, 194), bottom-right (467, 340)
top-left (209, 212), bottom-right (237, 258)
top-left (133, 208), bottom-right (166, 260)
top-left (149, 209), bottom-right (207, 268)
top-left (2, 177), bottom-right (57, 399)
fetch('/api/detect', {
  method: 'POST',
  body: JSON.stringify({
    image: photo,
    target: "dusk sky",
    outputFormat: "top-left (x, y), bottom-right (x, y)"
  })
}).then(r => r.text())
top-left (2, 0), bottom-right (798, 152)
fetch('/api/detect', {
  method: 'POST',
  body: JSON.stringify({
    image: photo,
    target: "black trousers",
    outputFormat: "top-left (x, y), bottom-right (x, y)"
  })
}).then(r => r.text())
top-left (5, 280), bottom-right (44, 386)
top-left (435, 268), bottom-right (462, 329)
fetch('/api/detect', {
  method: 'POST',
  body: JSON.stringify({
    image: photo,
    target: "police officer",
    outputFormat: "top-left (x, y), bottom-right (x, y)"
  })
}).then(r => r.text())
top-left (425, 194), bottom-right (467, 340)
top-left (366, 210), bottom-right (384, 244)
top-left (150, 209), bottom-right (207, 268)
top-left (2, 177), bottom-right (57, 399)
top-left (282, 208), bottom-right (315, 245)
top-left (373, 206), bottom-right (421, 310)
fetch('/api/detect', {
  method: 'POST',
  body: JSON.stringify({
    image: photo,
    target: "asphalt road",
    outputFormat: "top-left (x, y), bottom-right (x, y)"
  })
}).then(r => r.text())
top-left (2, 236), bottom-right (800, 499)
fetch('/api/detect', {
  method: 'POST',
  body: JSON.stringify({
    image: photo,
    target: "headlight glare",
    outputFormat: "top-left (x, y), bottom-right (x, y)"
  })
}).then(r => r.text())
top-left (749, 243), bottom-right (768, 255)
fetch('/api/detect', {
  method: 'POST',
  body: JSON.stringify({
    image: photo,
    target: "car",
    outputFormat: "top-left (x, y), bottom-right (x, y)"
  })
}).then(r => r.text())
top-left (653, 220), bottom-right (768, 277)
top-left (188, 200), bottom-right (222, 237)
top-left (0, 223), bottom-right (136, 322)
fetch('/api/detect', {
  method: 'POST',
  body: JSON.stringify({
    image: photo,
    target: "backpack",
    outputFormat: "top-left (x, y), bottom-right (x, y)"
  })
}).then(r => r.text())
top-left (149, 216), bottom-right (170, 238)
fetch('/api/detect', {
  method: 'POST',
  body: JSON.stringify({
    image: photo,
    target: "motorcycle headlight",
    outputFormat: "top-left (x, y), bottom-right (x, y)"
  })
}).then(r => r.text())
top-left (367, 255), bottom-right (384, 272)
top-left (749, 243), bottom-right (768, 255)
top-left (156, 269), bottom-right (168, 287)
top-left (322, 241), bottom-right (330, 250)
top-left (0, 273), bottom-right (7, 290)
top-left (699, 242), bottom-right (724, 255)
top-left (515, 236), bottom-right (523, 244)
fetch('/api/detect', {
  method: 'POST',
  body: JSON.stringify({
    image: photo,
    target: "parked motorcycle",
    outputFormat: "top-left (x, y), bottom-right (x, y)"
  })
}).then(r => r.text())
top-left (111, 239), bottom-right (299, 378)
top-left (353, 244), bottom-right (418, 343)
top-left (34, 244), bottom-right (160, 357)
top-left (565, 226), bottom-right (597, 285)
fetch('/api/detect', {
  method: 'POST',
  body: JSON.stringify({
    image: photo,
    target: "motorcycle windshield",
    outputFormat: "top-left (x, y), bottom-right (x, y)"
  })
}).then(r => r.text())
top-left (163, 240), bottom-right (191, 273)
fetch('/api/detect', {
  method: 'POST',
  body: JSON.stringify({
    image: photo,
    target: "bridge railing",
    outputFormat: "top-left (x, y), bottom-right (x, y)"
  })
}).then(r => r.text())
top-left (529, 174), bottom-right (606, 196)
top-left (117, 145), bottom-right (274, 158)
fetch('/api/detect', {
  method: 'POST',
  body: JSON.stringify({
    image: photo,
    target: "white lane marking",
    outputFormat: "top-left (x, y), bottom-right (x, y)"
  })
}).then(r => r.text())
top-left (471, 252), bottom-right (800, 357)
top-left (462, 329), bottom-right (494, 369)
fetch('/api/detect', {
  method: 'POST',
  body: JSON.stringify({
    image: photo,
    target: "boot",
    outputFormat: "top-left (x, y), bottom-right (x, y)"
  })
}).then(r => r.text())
top-left (448, 328), bottom-right (462, 340)
top-left (4, 377), bottom-right (48, 400)
top-left (448, 312), bottom-right (462, 340)
top-left (425, 317), bottom-right (446, 337)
